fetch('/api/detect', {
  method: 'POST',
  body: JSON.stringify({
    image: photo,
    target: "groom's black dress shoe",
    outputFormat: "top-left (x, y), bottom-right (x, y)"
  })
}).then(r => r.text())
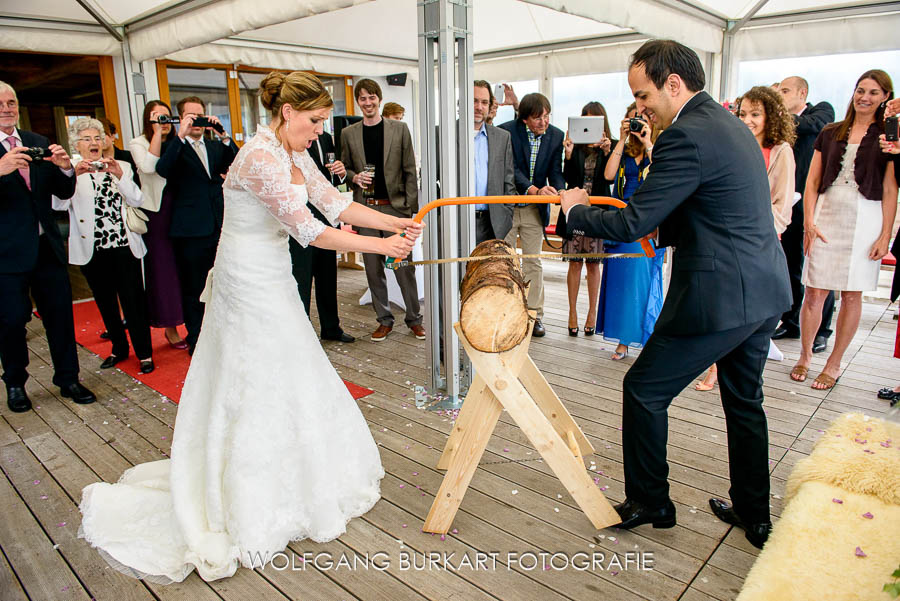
top-left (59, 383), bottom-right (96, 405)
top-left (612, 498), bottom-right (677, 530)
top-left (322, 331), bottom-right (355, 343)
top-left (709, 498), bottom-right (772, 549)
top-left (772, 326), bottom-right (799, 340)
top-left (812, 335), bottom-right (828, 354)
top-left (6, 386), bottom-right (32, 413)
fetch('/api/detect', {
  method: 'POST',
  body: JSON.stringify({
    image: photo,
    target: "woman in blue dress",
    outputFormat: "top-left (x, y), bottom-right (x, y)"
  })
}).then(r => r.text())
top-left (596, 103), bottom-right (665, 360)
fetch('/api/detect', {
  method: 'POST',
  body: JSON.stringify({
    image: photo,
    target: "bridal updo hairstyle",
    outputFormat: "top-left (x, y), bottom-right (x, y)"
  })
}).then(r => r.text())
top-left (259, 71), bottom-right (334, 138)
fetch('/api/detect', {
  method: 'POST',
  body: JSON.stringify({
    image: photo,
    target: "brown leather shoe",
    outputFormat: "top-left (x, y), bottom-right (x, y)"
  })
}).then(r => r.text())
top-left (371, 324), bottom-right (392, 341)
top-left (410, 324), bottom-right (426, 340)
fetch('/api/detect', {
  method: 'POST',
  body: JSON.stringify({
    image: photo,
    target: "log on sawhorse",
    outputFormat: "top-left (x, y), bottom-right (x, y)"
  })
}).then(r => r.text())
top-left (422, 320), bottom-right (621, 534)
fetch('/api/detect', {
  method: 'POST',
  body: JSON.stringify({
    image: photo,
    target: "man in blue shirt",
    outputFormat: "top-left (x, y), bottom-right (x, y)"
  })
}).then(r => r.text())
top-left (472, 81), bottom-right (516, 244)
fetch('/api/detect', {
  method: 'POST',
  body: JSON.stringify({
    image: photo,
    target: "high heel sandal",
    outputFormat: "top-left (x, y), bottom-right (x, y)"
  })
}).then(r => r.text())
top-left (611, 348), bottom-right (628, 361)
top-left (584, 326), bottom-right (595, 336)
top-left (568, 327), bottom-right (579, 337)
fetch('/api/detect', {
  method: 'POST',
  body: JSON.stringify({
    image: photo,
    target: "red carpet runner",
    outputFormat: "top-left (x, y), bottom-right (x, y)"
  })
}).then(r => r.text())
top-left (70, 300), bottom-right (374, 403)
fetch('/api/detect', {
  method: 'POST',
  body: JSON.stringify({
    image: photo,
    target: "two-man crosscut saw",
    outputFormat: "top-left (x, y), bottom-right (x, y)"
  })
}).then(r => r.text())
top-left (385, 195), bottom-right (656, 269)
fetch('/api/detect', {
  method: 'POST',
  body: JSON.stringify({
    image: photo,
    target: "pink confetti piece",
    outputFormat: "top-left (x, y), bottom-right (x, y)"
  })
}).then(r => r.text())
top-left (881, 442), bottom-right (892, 448)
top-left (412, 472), bottom-right (418, 476)
top-left (399, 484), bottom-right (405, 489)
top-left (855, 546), bottom-right (867, 558)
top-left (503, 448), bottom-right (510, 452)
top-left (57, 522), bottom-right (66, 527)
top-left (452, 528), bottom-right (458, 534)
top-left (832, 498), bottom-right (843, 504)
top-left (862, 512), bottom-right (874, 519)
top-left (40, 495), bottom-right (48, 500)
top-left (440, 534), bottom-right (446, 541)
top-left (61, 586), bottom-right (70, 592)
top-left (33, 479), bottom-right (40, 485)
top-left (611, 571), bottom-right (619, 576)
top-left (402, 524), bottom-right (408, 528)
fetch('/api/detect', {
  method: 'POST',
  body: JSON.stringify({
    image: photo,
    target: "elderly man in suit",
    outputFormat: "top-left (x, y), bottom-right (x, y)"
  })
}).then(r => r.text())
top-left (472, 80), bottom-right (516, 243)
top-left (561, 40), bottom-right (791, 549)
top-left (0, 80), bottom-right (96, 411)
top-left (289, 130), bottom-right (354, 343)
top-left (156, 96), bottom-right (238, 355)
top-left (499, 92), bottom-right (565, 337)
top-left (772, 76), bottom-right (836, 353)
top-left (341, 78), bottom-right (424, 343)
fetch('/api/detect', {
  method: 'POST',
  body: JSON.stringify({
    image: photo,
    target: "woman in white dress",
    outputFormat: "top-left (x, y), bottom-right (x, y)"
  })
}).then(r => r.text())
top-left (791, 69), bottom-right (896, 390)
top-left (78, 71), bottom-right (423, 583)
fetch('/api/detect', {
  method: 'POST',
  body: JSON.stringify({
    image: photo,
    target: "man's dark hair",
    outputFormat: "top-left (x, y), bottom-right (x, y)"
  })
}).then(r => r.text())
top-left (518, 92), bottom-right (551, 121)
top-left (629, 39), bottom-right (705, 93)
top-left (177, 95), bottom-right (206, 116)
top-left (473, 80), bottom-right (494, 107)
top-left (354, 78), bottom-right (383, 102)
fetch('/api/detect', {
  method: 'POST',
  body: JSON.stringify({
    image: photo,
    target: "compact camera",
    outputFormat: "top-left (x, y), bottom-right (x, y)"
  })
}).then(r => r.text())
top-left (886, 116), bottom-right (899, 142)
top-left (22, 147), bottom-right (52, 160)
top-left (151, 115), bottom-right (180, 125)
top-left (629, 117), bottom-right (646, 133)
top-left (192, 116), bottom-right (226, 135)
top-left (88, 161), bottom-right (106, 171)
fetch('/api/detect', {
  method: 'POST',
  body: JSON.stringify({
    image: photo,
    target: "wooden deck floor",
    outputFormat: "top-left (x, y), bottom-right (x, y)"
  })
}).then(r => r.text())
top-left (1, 259), bottom-right (896, 601)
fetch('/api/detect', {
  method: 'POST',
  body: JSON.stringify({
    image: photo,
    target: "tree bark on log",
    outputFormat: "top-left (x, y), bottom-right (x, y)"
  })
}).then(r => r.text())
top-left (459, 240), bottom-right (530, 352)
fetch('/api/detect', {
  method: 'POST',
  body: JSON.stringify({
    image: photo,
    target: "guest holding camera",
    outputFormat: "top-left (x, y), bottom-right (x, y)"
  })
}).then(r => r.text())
top-left (697, 86), bottom-right (797, 390)
top-left (876, 97), bottom-right (900, 405)
top-left (791, 69), bottom-right (896, 390)
top-left (0, 81), bottom-right (96, 411)
top-left (598, 103), bottom-right (665, 360)
top-left (53, 118), bottom-right (154, 374)
top-left (559, 101), bottom-right (614, 337)
top-left (129, 100), bottom-right (188, 350)
top-left (98, 117), bottom-right (140, 189)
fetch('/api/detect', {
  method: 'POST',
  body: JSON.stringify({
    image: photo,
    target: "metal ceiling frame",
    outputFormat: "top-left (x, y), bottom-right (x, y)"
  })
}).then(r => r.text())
top-left (73, 0), bottom-right (123, 41)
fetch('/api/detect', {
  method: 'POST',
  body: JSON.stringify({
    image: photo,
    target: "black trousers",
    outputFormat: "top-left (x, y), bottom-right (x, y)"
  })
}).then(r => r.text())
top-left (475, 211), bottom-right (496, 245)
top-left (288, 237), bottom-right (343, 337)
top-left (780, 215), bottom-right (834, 337)
top-left (621, 314), bottom-right (780, 524)
top-left (80, 247), bottom-right (152, 360)
top-left (0, 236), bottom-right (79, 388)
top-left (172, 235), bottom-right (218, 347)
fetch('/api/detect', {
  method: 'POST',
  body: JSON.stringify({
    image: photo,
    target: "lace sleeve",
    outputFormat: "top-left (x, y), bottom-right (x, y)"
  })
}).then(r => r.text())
top-left (293, 150), bottom-right (352, 226)
top-left (227, 144), bottom-right (326, 247)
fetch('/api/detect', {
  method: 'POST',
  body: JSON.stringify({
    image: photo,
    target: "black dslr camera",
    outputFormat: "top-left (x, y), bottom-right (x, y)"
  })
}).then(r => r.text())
top-left (151, 115), bottom-right (180, 125)
top-left (192, 116), bottom-right (226, 135)
top-left (886, 116), bottom-right (899, 142)
top-left (629, 116), bottom-right (646, 133)
top-left (23, 147), bottom-right (52, 160)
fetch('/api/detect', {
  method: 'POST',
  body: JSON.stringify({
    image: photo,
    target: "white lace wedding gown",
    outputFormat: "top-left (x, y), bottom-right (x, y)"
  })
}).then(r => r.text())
top-left (78, 125), bottom-right (384, 583)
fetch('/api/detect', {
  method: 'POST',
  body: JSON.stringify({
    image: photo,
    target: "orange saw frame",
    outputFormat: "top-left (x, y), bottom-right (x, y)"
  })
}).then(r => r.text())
top-left (385, 195), bottom-right (656, 269)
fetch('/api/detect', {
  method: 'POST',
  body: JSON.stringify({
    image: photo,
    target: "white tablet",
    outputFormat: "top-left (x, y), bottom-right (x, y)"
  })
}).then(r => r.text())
top-left (568, 116), bottom-right (606, 144)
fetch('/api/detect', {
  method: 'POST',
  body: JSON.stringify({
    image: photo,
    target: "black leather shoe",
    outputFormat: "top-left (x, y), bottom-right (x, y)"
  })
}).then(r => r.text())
top-left (771, 326), bottom-right (800, 340)
top-left (139, 359), bottom-right (155, 374)
top-left (6, 386), bottom-right (32, 413)
top-left (322, 331), bottom-right (355, 343)
top-left (812, 335), bottom-right (828, 354)
top-left (877, 387), bottom-right (900, 400)
top-left (99, 331), bottom-right (110, 340)
top-left (59, 383), bottom-right (96, 405)
top-left (100, 354), bottom-right (127, 369)
top-left (709, 498), bottom-right (772, 549)
top-left (532, 319), bottom-right (546, 337)
top-left (612, 498), bottom-right (676, 530)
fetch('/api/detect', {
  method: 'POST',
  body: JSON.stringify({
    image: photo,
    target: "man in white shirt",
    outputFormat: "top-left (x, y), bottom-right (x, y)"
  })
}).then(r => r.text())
top-left (0, 80), bottom-right (97, 411)
top-left (472, 80), bottom-right (516, 244)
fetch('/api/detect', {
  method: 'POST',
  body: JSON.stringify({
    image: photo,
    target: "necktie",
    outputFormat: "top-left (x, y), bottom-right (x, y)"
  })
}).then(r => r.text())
top-left (192, 139), bottom-right (209, 176)
top-left (7, 136), bottom-right (31, 190)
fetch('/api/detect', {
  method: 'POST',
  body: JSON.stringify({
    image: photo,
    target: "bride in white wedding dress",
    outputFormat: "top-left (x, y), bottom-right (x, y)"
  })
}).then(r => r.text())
top-left (78, 72), bottom-right (422, 583)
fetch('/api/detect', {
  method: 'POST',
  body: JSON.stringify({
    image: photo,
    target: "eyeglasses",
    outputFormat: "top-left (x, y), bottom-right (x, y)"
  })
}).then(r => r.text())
top-left (78, 136), bottom-right (104, 143)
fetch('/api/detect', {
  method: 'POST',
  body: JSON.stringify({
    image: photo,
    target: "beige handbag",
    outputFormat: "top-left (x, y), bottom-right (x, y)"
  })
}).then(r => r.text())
top-left (124, 206), bottom-right (149, 234)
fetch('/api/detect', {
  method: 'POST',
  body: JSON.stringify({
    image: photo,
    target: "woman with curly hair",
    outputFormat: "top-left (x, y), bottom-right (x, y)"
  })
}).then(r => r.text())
top-left (790, 70), bottom-right (896, 391)
top-left (696, 86), bottom-right (797, 390)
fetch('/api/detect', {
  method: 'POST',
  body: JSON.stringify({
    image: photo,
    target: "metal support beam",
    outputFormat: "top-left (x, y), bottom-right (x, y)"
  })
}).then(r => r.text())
top-left (74, 0), bottom-right (123, 41)
top-left (730, 0), bottom-right (770, 34)
top-left (417, 0), bottom-right (474, 409)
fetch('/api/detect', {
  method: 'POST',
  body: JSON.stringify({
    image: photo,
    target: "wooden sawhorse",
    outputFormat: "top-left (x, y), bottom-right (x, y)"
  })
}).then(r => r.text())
top-left (423, 321), bottom-right (621, 534)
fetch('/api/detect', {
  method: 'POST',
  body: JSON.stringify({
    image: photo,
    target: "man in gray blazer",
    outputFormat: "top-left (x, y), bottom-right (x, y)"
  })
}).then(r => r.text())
top-left (473, 80), bottom-right (516, 243)
top-left (341, 78), bottom-right (424, 342)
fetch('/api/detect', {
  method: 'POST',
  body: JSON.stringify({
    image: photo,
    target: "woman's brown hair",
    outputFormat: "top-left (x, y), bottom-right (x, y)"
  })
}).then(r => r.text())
top-left (736, 86), bottom-right (797, 148)
top-left (259, 71), bottom-right (334, 138)
top-left (624, 102), bottom-right (658, 158)
top-left (831, 69), bottom-right (894, 142)
top-left (141, 100), bottom-right (174, 143)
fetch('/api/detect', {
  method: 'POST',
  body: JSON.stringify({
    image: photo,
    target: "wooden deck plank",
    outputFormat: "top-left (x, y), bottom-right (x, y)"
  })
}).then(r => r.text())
top-left (0, 545), bottom-right (30, 601)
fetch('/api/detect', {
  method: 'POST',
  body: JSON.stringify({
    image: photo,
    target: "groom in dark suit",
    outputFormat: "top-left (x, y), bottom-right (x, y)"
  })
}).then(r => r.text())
top-left (288, 131), bottom-right (354, 343)
top-left (156, 96), bottom-right (238, 354)
top-left (561, 40), bottom-right (791, 549)
top-left (0, 81), bottom-right (96, 411)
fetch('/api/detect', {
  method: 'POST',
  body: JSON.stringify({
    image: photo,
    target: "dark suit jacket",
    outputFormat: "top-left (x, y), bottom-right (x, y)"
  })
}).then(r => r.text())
top-left (341, 118), bottom-right (418, 215)
top-left (567, 92), bottom-right (791, 336)
top-left (556, 142), bottom-right (616, 239)
top-left (113, 146), bottom-right (140, 189)
top-left (793, 101), bottom-right (834, 196)
top-left (307, 133), bottom-right (340, 226)
top-left (156, 136), bottom-right (238, 238)
top-left (0, 130), bottom-right (76, 273)
top-left (498, 119), bottom-right (564, 226)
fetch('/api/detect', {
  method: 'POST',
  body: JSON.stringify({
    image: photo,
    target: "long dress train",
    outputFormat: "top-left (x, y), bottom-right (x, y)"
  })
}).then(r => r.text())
top-left (78, 125), bottom-right (384, 583)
